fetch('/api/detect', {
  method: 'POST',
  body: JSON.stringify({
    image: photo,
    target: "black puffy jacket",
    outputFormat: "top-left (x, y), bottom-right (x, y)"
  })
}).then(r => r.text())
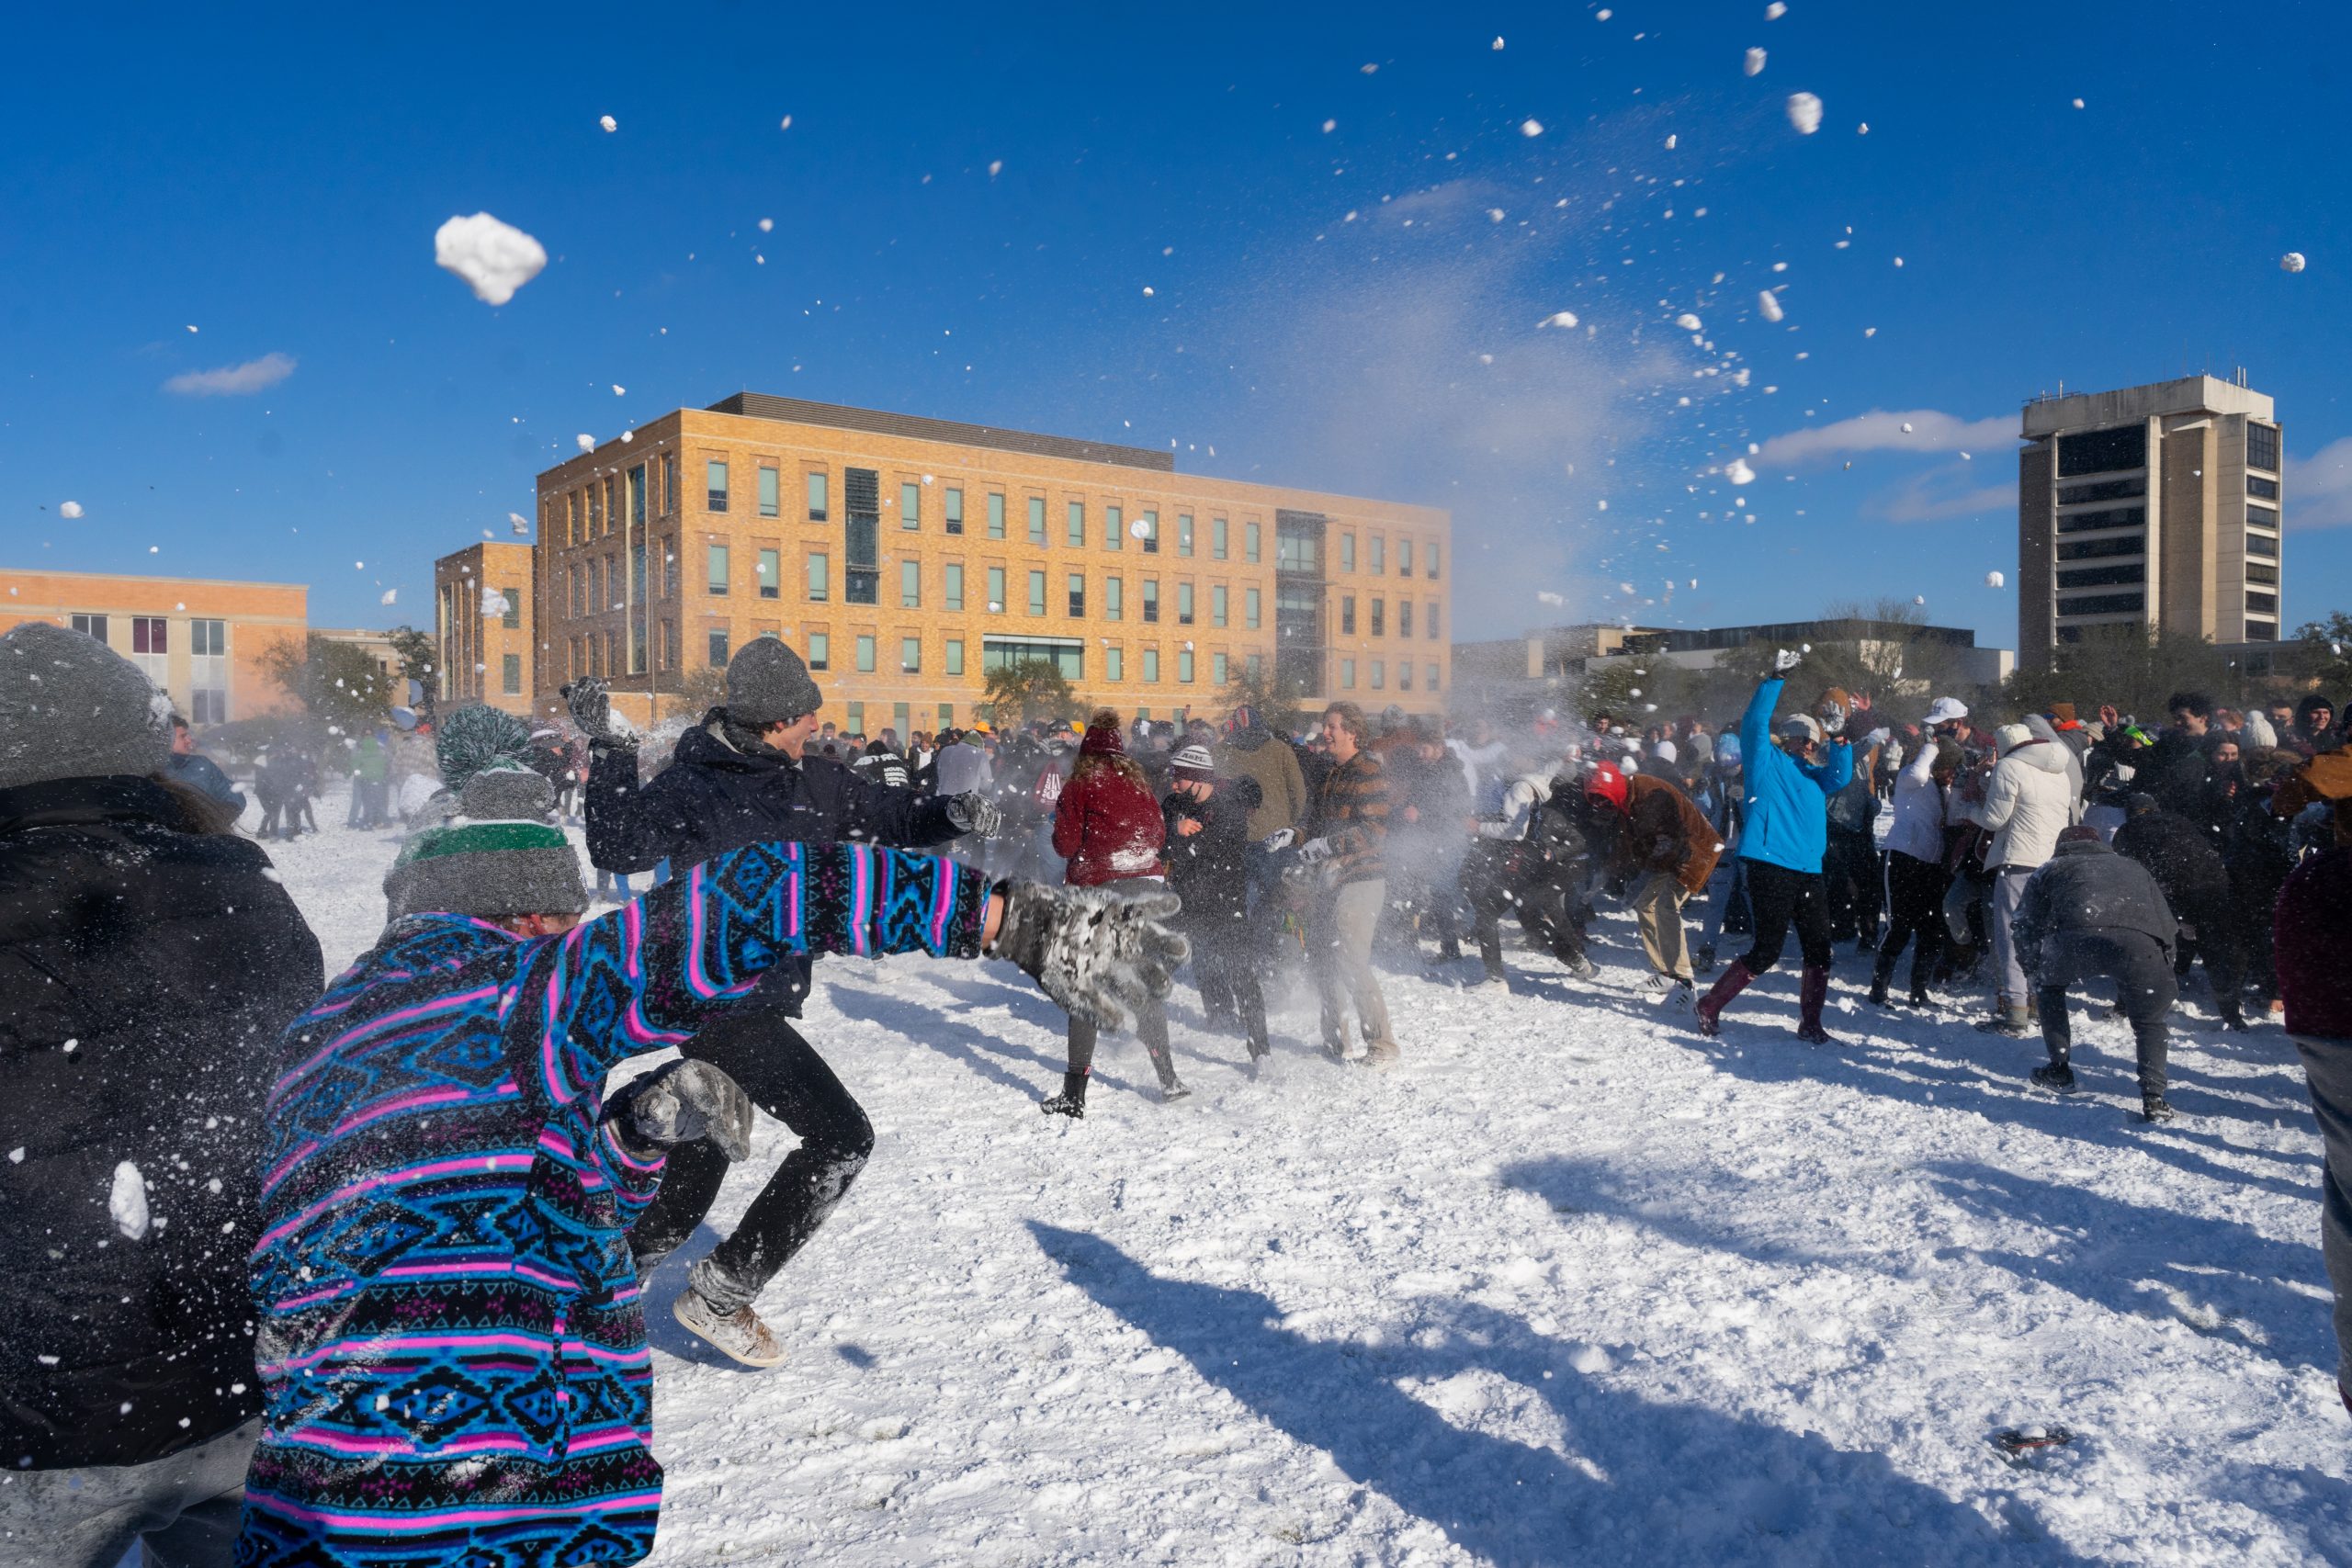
top-left (0, 776), bottom-right (322, 1470)
top-left (1160, 778), bottom-right (1261, 935)
top-left (583, 715), bottom-right (962, 1014)
top-left (2112, 807), bottom-right (2232, 924)
top-left (2013, 835), bottom-right (2177, 980)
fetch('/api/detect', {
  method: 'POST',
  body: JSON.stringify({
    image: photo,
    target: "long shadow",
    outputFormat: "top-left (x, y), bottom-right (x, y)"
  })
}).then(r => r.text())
top-left (826, 981), bottom-right (1070, 1099)
top-left (1029, 1222), bottom-right (2091, 1566)
top-left (1498, 1156), bottom-right (2335, 1374)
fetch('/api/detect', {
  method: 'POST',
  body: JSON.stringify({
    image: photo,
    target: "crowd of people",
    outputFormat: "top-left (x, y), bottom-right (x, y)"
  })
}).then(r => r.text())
top-left (3, 615), bottom-right (2349, 1568)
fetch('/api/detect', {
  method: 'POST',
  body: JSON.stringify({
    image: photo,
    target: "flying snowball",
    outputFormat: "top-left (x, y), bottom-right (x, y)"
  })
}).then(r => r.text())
top-left (1766, 1), bottom-right (1787, 15)
top-left (1539, 310), bottom-right (1579, 329)
top-left (1664, 133), bottom-right (1678, 150)
top-left (59, 501), bottom-right (84, 519)
top-left (1900, 421), bottom-right (1915, 433)
top-left (1758, 291), bottom-right (1783, 322)
top-left (989, 159), bottom-right (1003, 176)
top-left (599, 114), bottom-right (616, 132)
top-left (1785, 93), bottom-right (1823, 134)
top-left (576, 434), bottom-right (595, 452)
top-left (109, 1162), bottom-right (150, 1242)
top-left (759, 218), bottom-right (775, 232)
top-left (434, 212), bottom-right (548, 306)
top-left (1322, 118), bottom-right (1337, 133)
top-left (380, 589), bottom-right (399, 606)
top-left (612, 384), bottom-right (626, 396)
top-left (1913, 594), bottom-right (1926, 605)
top-left (1675, 312), bottom-right (1702, 331)
top-left (1744, 47), bottom-right (1767, 76)
top-left (481, 587), bottom-right (513, 618)
top-left (1726, 457), bottom-right (1756, 485)
top-left (1521, 118), bottom-right (1545, 138)
top-left (2071, 97), bottom-right (2085, 109)
top-left (1984, 570), bottom-right (2006, 589)
top-left (2281, 252), bottom-right (2307, 274)
top-left (1537, 591), bottom-right (1565, 606)
top-left (1492, 36), bottom-right (1505, 50)
top-left (508, 512), bottom-right (530, 536)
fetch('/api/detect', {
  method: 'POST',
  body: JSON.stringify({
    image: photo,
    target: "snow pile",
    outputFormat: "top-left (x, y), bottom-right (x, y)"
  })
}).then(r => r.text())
top-left (434, 212), bottom-right (548, 306)
top-left (1785, 93), bottom-right (1823, 134)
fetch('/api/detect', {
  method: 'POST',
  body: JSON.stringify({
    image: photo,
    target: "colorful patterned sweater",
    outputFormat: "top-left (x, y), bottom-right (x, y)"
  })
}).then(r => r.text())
top-left (235, 841), bottom-right (990, 1568)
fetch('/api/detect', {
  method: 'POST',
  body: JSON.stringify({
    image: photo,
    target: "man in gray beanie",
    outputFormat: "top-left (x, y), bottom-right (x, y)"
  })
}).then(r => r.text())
top-left (0, 622), bottom-right (174, 794)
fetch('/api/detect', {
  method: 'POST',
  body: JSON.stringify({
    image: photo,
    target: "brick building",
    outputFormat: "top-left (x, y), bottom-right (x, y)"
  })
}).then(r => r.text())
top-left (447, 395), bottom-right (1453, 734)
top-left (433, 542), bottom-right (540, 717)
top-left (0, 568), bottom-right (308, 725)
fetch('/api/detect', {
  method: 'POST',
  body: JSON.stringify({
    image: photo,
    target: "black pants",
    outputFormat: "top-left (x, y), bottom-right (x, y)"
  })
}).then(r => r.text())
top-left (1738, 859), bottom-right (1832, 975)
top-left (1193, 931), bottom-right (1268, 1051)
top-left (2039, 929), bottom-right (2177, 1099)
top-left (1068, 996), bottom-right (1177, 1089)
top-left (1874, 851), bottom-right (1949, 993)
top-left (2173, 896), bottom-right (2245, 1020)
top-left (1464, 841), bottom-right (1586, 975)
top-left (1824, 827), bottom-right (1883, 942)
top-left (627, 1006), bottom-right (874, 1314)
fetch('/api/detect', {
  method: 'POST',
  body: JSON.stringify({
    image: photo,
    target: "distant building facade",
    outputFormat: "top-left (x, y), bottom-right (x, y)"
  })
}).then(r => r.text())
top-left (2018, 374), bottom-right (2283, 669)
top-left (434, 543), bottom-right (538, 717)
top-left (0, 568), bottom-right (307, 725)
top-left (437, 394), bottom-right (1453, 734)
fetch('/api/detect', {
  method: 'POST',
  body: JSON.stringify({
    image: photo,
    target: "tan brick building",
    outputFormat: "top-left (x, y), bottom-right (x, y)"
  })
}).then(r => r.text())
top-left (433, 542), bottom-right (540, 717)
top-left (477, 394), bottom-right (1452, 735)
top-left (0, 568), bottom-right (307, 725)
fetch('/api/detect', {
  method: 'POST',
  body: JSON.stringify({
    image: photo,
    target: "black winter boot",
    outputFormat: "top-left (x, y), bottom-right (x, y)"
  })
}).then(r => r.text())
top-left (2140, 1095), bottom-right (2177, 1123)
top-left (1041, 1072), bottom-right (1089, 1120)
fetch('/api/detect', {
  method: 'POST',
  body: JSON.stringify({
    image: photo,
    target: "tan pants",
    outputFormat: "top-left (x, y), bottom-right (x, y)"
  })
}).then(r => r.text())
top-left (1313, 877), bottom-right (1395, 1054)
top-left (1633, 871), bottom-right (1693, 981)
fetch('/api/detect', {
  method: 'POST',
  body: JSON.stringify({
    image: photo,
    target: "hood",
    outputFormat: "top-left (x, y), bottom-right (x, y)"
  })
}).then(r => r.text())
top-left (2297, 694), bottom-right (2338, 730)
top-left (673, 719), bottom-right (797, 778)
top-left (2001, 734), bottom-right (2074, 774)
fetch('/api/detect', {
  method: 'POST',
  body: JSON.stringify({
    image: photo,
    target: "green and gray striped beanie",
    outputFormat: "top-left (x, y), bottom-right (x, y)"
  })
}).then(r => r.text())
top-left (383, 761), bottom-right (587, 921)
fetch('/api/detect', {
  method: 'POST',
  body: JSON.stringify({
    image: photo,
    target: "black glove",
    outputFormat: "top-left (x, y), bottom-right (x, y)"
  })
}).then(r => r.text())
top-left (561, 677), bottom-right (634, 749)
top-left (986, 881), bottom-right (1189, 1032)
top-left (944, 792), bottom-right (1002, 837)
top-left (605, 1059), bottom-right (754, 1161)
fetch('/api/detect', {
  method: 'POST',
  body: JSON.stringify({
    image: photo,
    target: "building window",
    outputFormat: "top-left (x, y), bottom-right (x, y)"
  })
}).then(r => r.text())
top-left (1177, 514), bottom-right (1194, 556)
top-left (808, 633), bottom-right (830, 671)
top-left (1142, 647), bottom-right (1159, 682)
top-left (2056, 424), bottom-right (2146, 478)
top-left (131, 615), bottom-right (166, 654)
top-left (1370, 660), bottom-right (1385, 691)
top-left (1028, 570), bottom-right (1047, 616)
top-left (569, 564), bottom-right (583, 616)
top-left (2247, 530), bottom-right (2278, 559)
top-left (1340, 532), bottom-right (1356, 572)
top-left (2245, 620), bottom-right (2278, 642)
top-left (944, 562), bottom-right (965, 611)
top-left (2246, 591), bottom-right (2279, 616)
top-left (1177, 582), bottom-right (1194, 625)
top-left (1428, 601), bottom-right (1441, 639)
top-left (758, 549), bottom-right (781, 600)
top-left (1140, 512), bottom-right (1159, 554)
top-left (1427, 661), bottom-right (1440, 690)
top-left (1068, 573), bottom-right (1086, 617)
top-left (2057, 535), bottom-right (2145, 562)
top-left (708, 627), bottom-right (730, 666)
top-left (1398, 602), bottom-right (1413, 638)
top-left (1212, 517), bottom-right (1228, 559)
top-left (1177, 649), bottom-right (1194, 682)
top-left (901, 636), bottom-right (922, 672)
top-left (2057, 592), bottom-right (2146, 616)
top-left (2248, 503), bottom-right (2279, 532)
top-left (1106, 646), bottom-right (1124, 682)
top-left (1369, 536), bottom-right (1385, 574)
top-left (1246, 588), bottom-right (1261, 630)
top-left (1399, 539), bottom-right (1414, 577)
top-left (1340, 658), bottom-right (1355, 690)
top-left (982, 637), bottom-right (1085, 679)
top-left (1398, 660), bottom-right (1413, 692)
top-left (1247, 653), bottom-right (1263, 682)
top-left (759, 467), bottom-right (780, 517)
top-left (1142, 580), bottom-right (1159, 624)
top-left (1245, 521), bottom-right (1261, 562)
top-left (1105, 576), bottom-right (1123, 621)
top-left (2248, 475), bottom-right (2280, 501)
top-left (808, 552), bottom-right (830, 601)
top-left (989, 566), bottom-right (1006, 612)
top-left (2248, 561), bottom-right (2279, 586)
top-left (893, 703), bottom-right (910, 739)
top-left (1068, 501), bottom-right (1086, 548)
top-left (1370, 599), bottom-right (1385, 637)
top-left (1341, 596), bottom-right (1356, 636)
top-left (944, 638), bottom-right (965, 675)
top-left (856, 635), bottom-right (876, 673)
top-left (2057, 476), bottom-right (2146, 506)
top-left (2056, 505), bottom-right (2145, 535)
top-left (938, 702), bottom-right (955, 728)
top-left (944, 487), bottom-right (965, 535)
top-left (500, 653), bottom-right (521, 694)
top-left (2247, 423), bottom-right (2280, 473)
top-left (1211, 585), bottom-right (1228, 627)
top-left (988, 492), bottom-right (1006, 539)
top-left (1428, 542), bottom-right (1441, 580)
top-left (1212, 651), bottom-right (1228, 685)
top-left (899, 560), bottom-right (922, 608)
top-left (845, 702), bottom-right (863, 735)
top-left (808, 470), bottom-right (830, 522)
top-left (707, 460), bottom-right (730, 512)
top-left (503, 588), bottom-right (522, 629)
top-left (707, 544), bottom-right (729, 595)
top-left (662, 620), bottom-right (679, 671)
top-left (1106, 505), bottom-right (1124, 551)
top-left (662, 454), bottom-right (678, 515)
top-left (1028, 496), bottom-right (1047, 545)
top-left (899, 481), bottom-right (922, 530)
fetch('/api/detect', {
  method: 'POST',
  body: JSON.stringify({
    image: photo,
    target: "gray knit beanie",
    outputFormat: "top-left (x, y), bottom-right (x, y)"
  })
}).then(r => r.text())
top-left (0, 622), bottom-right (174, 793)
top-left (382, 764), bottom-right (586, 922)
top-left (726, 637), bottom-right (822, 727)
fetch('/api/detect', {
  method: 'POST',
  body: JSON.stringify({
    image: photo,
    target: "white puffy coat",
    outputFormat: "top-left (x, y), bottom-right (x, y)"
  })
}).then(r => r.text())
top-left (1971, 734), bottom-right (2080, 871)
top-left (1883, 742), bottom-right (1948, 863)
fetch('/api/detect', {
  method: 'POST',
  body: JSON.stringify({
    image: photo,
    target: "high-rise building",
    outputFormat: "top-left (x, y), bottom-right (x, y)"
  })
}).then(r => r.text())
top-left (2018, 373), bottom-right (2283, 669)
top-left (452, 394), bottom-right (1452, 732)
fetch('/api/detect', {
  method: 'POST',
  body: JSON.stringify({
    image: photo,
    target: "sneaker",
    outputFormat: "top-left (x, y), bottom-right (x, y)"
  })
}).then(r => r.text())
top-left (2140, 1095), bottom-right (2177, 1123)
top-left (1664, 978), bottom-right (1696, 1011)
top-left (1642, 973), bottom-right (1673, 998)
top-left (1040, 1091), bottom-right (1085, 1120)
top-left (1359, 1041), bottom-right (1401, 1071)
top-left (1973, 1015), bottom-right (2030, 1039)
top-left (1159, 1080), bottom-right (1193, 1103)
top-left (1565, 953), bottom-right (1598, 980)
top-left (2030, 1063), bottom-right (2077, 1095)
top-left (673, 1288), bottom-right (786, 1369)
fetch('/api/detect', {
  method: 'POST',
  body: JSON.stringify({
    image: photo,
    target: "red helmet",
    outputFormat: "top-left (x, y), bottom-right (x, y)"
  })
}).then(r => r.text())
top-left (1585, 761), bottom-right (1629, 812)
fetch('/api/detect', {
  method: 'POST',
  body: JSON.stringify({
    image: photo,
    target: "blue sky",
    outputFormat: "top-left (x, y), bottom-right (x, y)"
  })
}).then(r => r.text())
top-left (6, 0), bottom-right (2349, 650)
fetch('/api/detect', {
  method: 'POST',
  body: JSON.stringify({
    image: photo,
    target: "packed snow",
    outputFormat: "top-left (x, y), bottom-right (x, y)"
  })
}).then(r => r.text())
top-left (225, 780), bottom-right (2352, 1566)
top-left (434, 211), bottom-right (548, 306)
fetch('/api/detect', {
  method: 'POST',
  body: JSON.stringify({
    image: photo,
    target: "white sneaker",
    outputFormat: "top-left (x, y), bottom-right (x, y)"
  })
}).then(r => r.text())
top-left (1664, 978), bottom-right (1696, 1010)
top-left (673, 1287), bottom-right (786, 1369)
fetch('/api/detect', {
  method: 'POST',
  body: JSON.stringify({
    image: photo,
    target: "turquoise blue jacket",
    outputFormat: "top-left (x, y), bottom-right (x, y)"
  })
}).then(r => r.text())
top-left (1736, 677), bottom-right (1852, 874)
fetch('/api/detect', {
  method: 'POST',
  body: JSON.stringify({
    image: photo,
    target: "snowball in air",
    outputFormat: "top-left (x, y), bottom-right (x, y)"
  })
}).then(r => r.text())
top-left (1913, 594), bottom-right (1926, 605)
top-left (1492, 36), bottom-right (1505, 49)
top-left (1665, 133), bottom-right (1678, 150)
top-left (1539, 310), bottom-right (1578, 329)
top-left (60, 501), bottom-right (84, 519)
top-left (1785, 93), bottom-right (1823, 134)
top-left (434, 213), bottom-right (548, 306)
top-left (1675, 312), bottom-right (1702, 331)
top-left (1766, 1), bottom-right (1787, 15)
top-left (1726, 457), bottom-right (1756, 485)
top-left (575, 434), bottom-right (594, 452)
top-left (1322, 118), bottom-right (1336, 133)
top-left (612, 384), bottom-right (626, 396)
top-left (110, 1162), bottom-right (151, 1242)
top-left (1758, 291), bottom-right (1783, 322)
top-left (2071, 97), bottom-right (2085, 109)
top-left (759, 218), bottom-right (774, 232)
top-left (599, 114), bottom-right (616, 132)
top-left (1744, 47), bottom-right (1767, 76)
top-left (1984, 570), bottom-right (2006, 589)
top-left (381, 589), bottom-right (399, 606)
top-left (2281, 252), bottom-right (2307, 274)
top-left (1900, 421), bottom-right (1915, 434)
top-left (1521, 118), bottom-right (1544, 137)
top-left (508, 512), bottom-right (530, 536)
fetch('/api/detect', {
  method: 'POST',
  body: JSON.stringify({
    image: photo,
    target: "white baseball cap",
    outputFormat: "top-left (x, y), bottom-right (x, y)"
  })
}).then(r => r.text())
top-left (1923, 696), bottom-right (1970, 726)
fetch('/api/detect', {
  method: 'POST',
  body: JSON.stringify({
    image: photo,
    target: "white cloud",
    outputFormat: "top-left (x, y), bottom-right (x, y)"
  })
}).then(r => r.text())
top-left (2286, 436), bottom-right (2352, 528)
top-left (435, 212), bottom-right (548, 306)
top-left (1757, 408), bottom-right (2013, 465)
top-left (164, 351), bottom-right (297, 397)
top-left (1868, 468), bottom-right (2013, 524)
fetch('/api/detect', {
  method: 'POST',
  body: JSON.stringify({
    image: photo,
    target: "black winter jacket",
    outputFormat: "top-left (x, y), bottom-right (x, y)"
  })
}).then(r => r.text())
top-left (2111, 808), bottom-right (2232, 923)
top-left (1160, 778), bottom-right (1261, 936)
top-left (2138, 729), bottom-right (2211, 821)
top-left (0, 776), bottom-right (322, 1471)
top-left (584, 716), bottom-right (962, 1014)
top-left (2013, 836), bottom-right (2177, 980)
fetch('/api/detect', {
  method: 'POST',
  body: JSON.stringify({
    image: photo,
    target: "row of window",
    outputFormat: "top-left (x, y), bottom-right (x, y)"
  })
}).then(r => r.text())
top-left (66, 614), bottom-right (231, 720)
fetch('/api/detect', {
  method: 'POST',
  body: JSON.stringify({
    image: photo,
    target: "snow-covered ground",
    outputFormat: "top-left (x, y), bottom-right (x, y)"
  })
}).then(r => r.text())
top-left (258, 787), bottom-right (2347, 1566)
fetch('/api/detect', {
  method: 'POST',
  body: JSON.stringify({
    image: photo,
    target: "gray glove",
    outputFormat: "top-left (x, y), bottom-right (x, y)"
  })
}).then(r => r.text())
top-left (1773, 648), bottom-right (1803, 673)
top-left (987, 882), bottom-right (1189, 1032)
top-left (1259, 829), bottom-right (1298, 852)
top-left (561, 677), bottom-right (632, 748)
top-left (944, 792), bottom-right (1002, 837)
top-left (1818, 700), bottom-right (1848, 736)
top-left (1295, 836), bottom-right (1334, 864)
top-left (605, 1059), bottom-right (754, 1161)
